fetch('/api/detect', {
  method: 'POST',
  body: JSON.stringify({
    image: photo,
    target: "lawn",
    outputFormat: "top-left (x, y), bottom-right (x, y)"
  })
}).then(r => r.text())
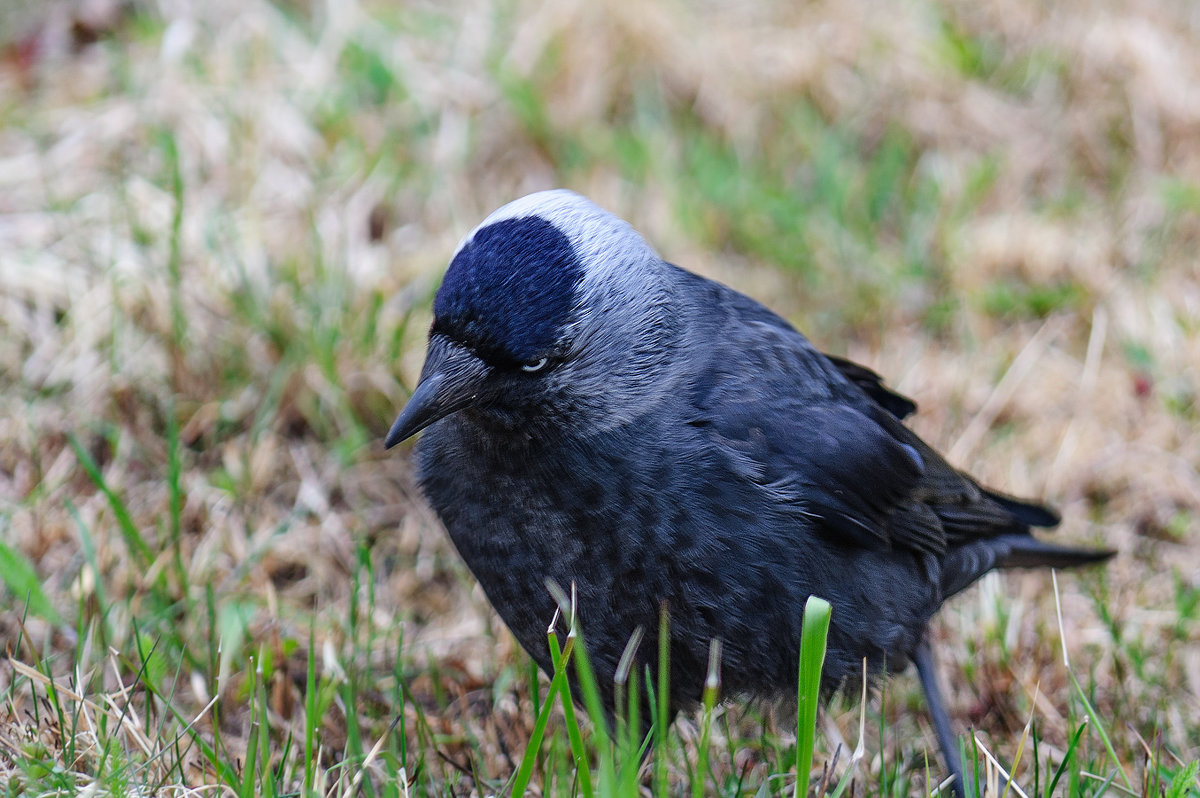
top-left (1, 0), bottom-right (1198, 795)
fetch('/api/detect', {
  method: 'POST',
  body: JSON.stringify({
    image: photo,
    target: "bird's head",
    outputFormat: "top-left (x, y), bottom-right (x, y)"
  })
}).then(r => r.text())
top-left (385, 190), bottom-right (676, 448)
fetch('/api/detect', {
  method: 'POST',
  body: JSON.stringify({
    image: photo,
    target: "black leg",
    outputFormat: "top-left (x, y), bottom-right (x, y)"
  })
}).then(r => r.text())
top-left (913, 639), bottom-right (967, 798)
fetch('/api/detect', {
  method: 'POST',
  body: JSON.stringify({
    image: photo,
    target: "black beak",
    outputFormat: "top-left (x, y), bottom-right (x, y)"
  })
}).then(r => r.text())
top-left (385, 335), bottom-right (491, 448)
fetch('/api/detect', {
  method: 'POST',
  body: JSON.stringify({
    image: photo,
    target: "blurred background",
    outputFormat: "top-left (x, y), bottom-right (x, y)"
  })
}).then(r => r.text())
top-left (1, 0), bottom-right (1197, 794)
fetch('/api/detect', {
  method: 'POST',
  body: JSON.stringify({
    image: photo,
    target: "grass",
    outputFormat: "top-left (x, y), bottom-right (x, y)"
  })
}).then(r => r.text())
top-left (1, 0), bottom-right (1199, 795)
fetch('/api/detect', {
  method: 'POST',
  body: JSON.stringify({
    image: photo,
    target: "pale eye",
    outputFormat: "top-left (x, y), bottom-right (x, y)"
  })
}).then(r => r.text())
top-left (521, 357), bottom-right (549, 373)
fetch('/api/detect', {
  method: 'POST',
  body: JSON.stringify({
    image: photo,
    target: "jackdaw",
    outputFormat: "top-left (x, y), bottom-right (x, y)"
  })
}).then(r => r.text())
top-left (385, 189), bottom-right (1112, 795)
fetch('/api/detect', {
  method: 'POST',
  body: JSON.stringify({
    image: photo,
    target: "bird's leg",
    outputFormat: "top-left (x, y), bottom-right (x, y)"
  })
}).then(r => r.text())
top-left (913, 638), bottom-right (967, 798)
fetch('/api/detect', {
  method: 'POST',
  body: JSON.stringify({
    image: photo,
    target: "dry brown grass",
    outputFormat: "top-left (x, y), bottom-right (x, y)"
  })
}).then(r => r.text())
top-left (1, 0), bottom-right (1198, 794)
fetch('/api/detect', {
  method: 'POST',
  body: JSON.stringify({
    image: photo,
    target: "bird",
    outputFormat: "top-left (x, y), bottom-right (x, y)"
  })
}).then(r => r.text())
top-left (384, 189), bottom-right (1113, 795)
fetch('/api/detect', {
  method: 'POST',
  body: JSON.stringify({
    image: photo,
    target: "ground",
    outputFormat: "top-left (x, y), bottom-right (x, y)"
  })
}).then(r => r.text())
top-left (0, 0), bottom-right (1198, 795)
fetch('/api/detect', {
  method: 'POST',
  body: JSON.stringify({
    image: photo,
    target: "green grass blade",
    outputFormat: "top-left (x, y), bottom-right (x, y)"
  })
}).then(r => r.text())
top-left (242, 719), bottom-right (260, 798)
top-left (0, 538), bottom-right (62, 624)
top-left (165, 395), bottom-right (186, 594)
top-left (547, 579), bottom-right (613, 790)
top-left (621, 659), bottom-right (642, 796)
top-left (1053, 571), bottom-right (1133, 792)
top-left (69, 434), bottom-right (154, 568)
top-left (613, 624), bottom-right (643, 764)
top-left (570, 631), bottom-right (615, 794)
top-left (655, 604), bottom-right (670, 798)
top-left (999, 692), bottom-right (1037, 798)
top-left (692, 638), bottom-right (721, 798)
top-left (511, 635), bottom-right (570, 796)
top-left (304, 616), bottom-right (317, 793)
top-left (255, 653), bottom-right (276, 798)
top-left (1067, 670), bottom-right (1132, 792)
top-left (795, 596), bottom-right (832, 798)
top-left (548, 629), bottom-right (594, 798)
top-left (1046, 721), bottom-right (1087, 797)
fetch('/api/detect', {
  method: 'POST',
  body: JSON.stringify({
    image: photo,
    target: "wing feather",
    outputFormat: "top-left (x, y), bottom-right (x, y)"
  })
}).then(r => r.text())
top-left (686, 274), bottom-right (1060, 561)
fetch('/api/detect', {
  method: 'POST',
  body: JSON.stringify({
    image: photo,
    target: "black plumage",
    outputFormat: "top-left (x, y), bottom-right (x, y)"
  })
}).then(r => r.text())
top-left (386, 190), bottom-right (1113, 795)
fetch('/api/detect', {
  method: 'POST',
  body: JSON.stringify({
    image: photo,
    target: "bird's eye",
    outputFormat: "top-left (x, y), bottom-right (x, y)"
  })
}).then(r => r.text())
top-left (521, 357), bottom-right (549, 373)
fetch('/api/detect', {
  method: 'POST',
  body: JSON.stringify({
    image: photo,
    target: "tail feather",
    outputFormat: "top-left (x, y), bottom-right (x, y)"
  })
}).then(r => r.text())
top-left (942, 534), bottom-right (1114, 599)
top-left (982, 488), bottom-right (1062, 529)
top-left (993, 536), bottom-right (1115, 570)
